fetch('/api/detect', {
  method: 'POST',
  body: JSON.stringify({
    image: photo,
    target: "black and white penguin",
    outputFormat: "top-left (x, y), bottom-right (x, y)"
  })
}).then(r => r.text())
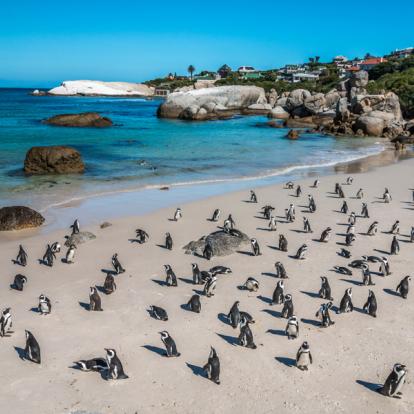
top-left (209, 266), bottom-right (232, 276)
top-left (296, 185), bottom-right (302, 197)
top-left (308, 195), bottom-right (316, 212)
top-left (211, 209), bottom-right (221, 222)
top-left (228, 301), bottom-right (241, 328)
top-left (361, 202), bottom-right (369, 218)
top-left (250, 190), bottom-right (257, 203)
top-left (390, 235), bottom-right (400, 255)
top-left (396, 276), bottom-right (411, 299)
top-left (24, 330), bottom-right (41, 364)
top-left (367, 221), bottom-right (378, 236)
top-left (338, 186), bottom-right (345, 199)
top-left (187, 294), bottom-right (201, 313)
top-left (334, 266), bottom-right (352, 276)
top-left (165, 232), bottom-right (173, 250)
top-left (285, 315), bottom-right (299, 339)
top-left (356, 188), bottom-right (364, 199)
top-left (50, 242), bottom-right (61, 254)
top-left (65, 244), bottom-right (76, 264)
top-left (203, 347), bottom-right (220, 384)
top-left (173, 208), bottom-right (182, 221)
top-left (363, 290), bottom-right (377, 317)
top-left (0, 308), bottom-right (12, 337)
top-left (38, 294), bottom-right (51, 315)
top-left (14, 245), bottom-right (28, 266)
top-left (285, 181), bottom-right (294, 189)
top-left (296, 341), bottom-right (312, 371)
top-left (272, 281), bottom-right (285, 305)
top-left (319, 227), bottom-right (332, 243)
top-left (112, 253), bottom-right (125, 274)
top-left (378, 363), bottom-right (407, 398)
top-left (361, 264), bottom-right (375, 286)
top-left (340, 200), bottom-right (349, 214)
top-left (348, 212), bottom-right (356, 225)
top-left (390, 220), bottom-right (400, 235)
top-left (279, 234), bottom-right (288, 252)
top-left (164, 264), bottom-right (178, 287)
top-left (410, 226), bottom-right (414, 243)
top-left (281, 294), bottom-right (294, 318)
top-left (238, 316), bottom-right (257, 349)
top-left (294, 244), bottom-right (308, 260)
top-left (312, 179), bottom-right (320, 188)
top-left (192, 263), bottom-right (202, 284)
top-left (74, 357), bottom-right (107, 372)
top-left (228, 214), bottom-right (237, 229)
top-left (105, 348), bottom-right (128, 379)
top-left (160, 331), bottom-right (180, 357)
top-left (286, 203), bottom-right (295, 222)
top-left (103, 274), bottom-right (117, 294)
top-left (203, 243), bottom-right (213, 260)
top-left (337, 288), bottom-right (353, 313)
top-left (42, 244), bottom-right (55, 267)
top-left (379, 257), bottom-right (391, 276)
top-left (362, 255), bottom-right (382, 263)
top-left (204, 275), bottom-right (217, 297)
top-left (338, 248), bottom-right (351, 259)
top-left (315, 302), bottom-right (335, 327)
top-left (89, 287), bottom-right (103, 311)
top-left (135, 229), bottom-right (149, 244)
top-left (12, 274), bottom-right (27, 291)
top-left (250, 238), bottom-right (261, 256)
top-left (275, 261), bottom-right (288, 279)
top-left (268, 215), bottom-right (277, 231)
top-left (262, 205), bottom-right (275, 220)
top-left (347, 224), bottom-right (355, 235)
top-left (346, 176), bottom-right (353, 185)
top-left (150, 305), bottom-right (168, 321)
top-left (242, 277), bottom-right (259, 292)
top-left (349, 259), bottom-right (366, 269)
top-left (319, 277), bottom-right (333, 300)
top-left (70, 219), bottom-right (80, 235)
top-left (240, 311), bottom-right (255, 325)
top-left (303, 217), bottom-right (312, 233)
top-left (345, 233), bottom-right (355, 246)
top-left (383, 188), bottom-right (392, 203)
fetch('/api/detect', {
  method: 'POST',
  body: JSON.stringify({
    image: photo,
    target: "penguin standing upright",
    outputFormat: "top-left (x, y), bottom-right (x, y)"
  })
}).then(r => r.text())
top-left (303, 217), bottom-right (312, 233)
top-left (340, 200), bottom-right (349, 214)
top-left (112, 253), bottom-right (125, 274)
top-left (390, 220), bottom-right (400, 234)
top-left (296, 341), bottom-right (312, 371)
top-left (135, 229), bottom-right (149, 244)
top-left (89, 287), bottom-right (103, 311)
top-left (203, 347), bottom-right (220, 384)
top-left (308, 195), bottom-right (316, 212)
top-left (286, 204), bottom-right (295, 222)
top-left (12, 274), bottom-right (27, 291)
top-left (390, 236), bottom-right (400, 255)
top-left (281, 294), bottom-right (294, 318)
top-left (337, 288), bottom-right (353, 313)
top-left (379, 257), bottom-right (391, 276)
top-left (14, 245), bottom-right (28, 266)
top-left (272, 281), bottom-right (285, 305)
top-left (173, 208), bottom-right (182, 221)
top-left (312, 179), bottom-right (320, 188)
top-left (279, 235), bottom-right (288, 252)
top-left (65, 244), bottom-right (76, 263)
top-left (315, 302), bottom-right (335, 327)
top-left (348, 212), bottom-right (356, 225)
top-left (319, 277), bottom-right (333, 300)
top-left (319, 227), bottom-right (332, 242)
top-left (38, 294), bottom-right (51, 315)
top-left (203, 243), bottom-right (213, 260)
top-left (164, 265), bottom-right (178, 287)
top-left (383, 188), bottom-right (392, 203)
top-left (250, 190), bottom-right (257, 203)
top-left (103, 274), bottom-right (117, 294)
top-left (187, 294), bottom-right (201, 313)
top-left (294, 244), bottom-right (308, 260)
top-left (227, 214), bottom-right (236, 229)
top-left (346, 176), bottom-right (353, 185)
top-left (363, 290), bottom-right (377, 317)
top-left (410, 226), bottom-right (414, 243)
top-left (367, 221), bottom-right (378, 236)
top-left (211, 209), bottom-right (221, 222)
top-left (275, 261), bottom-right (288, 279)
top-left (165, 233), bottom-right (173, 250)
top-left (396, 276), bottom-right (411, 299)
top-left (356, 188), bottom-right (364, 199)
top-left (285, 315), bottom-right (299, 339)
top-left (42, 244), bottom-right (55, 267)
top-left (192, 263), bottom-right (202, 284)
top-left (238, 316), bottom-right (256, 349)
top-left (296, 185), bottom-right (302, 197)
top-left (378, 363), bottom-right (407, 398)
top-left (24, 330), bottom-right (41, 364)
top-left (204, 275), bottom-right (217, 297)
top-left (268, 216), bottom-right (277, 231)
top-left (105, 348), bottom-right (128, 380)
top-left (345, 233), bottom-right (356, 246)
top-left (361, 203), bottom-right (369, 218)
top-left (227, 301), bottom-right (241, 328)
top-left (70, 219), bottom-right (80, 235)
top-left (250, 238), bottom-right (261, 256)
top-left (0, 308), bottom-right (12, 337)
top-left (362, 264), bottom-right (375, 286)
top-left (160, 331), bottom-right (180, 357)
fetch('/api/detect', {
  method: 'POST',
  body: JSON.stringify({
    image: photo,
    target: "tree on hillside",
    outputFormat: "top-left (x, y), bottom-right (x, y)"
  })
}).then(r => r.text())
top-left (187, 65), bottom-right (196, 80)
top-left (315, 56), bottom-right (320, 63)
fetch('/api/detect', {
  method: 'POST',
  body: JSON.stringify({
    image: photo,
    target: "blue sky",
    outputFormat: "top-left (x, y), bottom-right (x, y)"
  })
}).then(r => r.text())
top-left (1, 0), bottom-right (413, 87)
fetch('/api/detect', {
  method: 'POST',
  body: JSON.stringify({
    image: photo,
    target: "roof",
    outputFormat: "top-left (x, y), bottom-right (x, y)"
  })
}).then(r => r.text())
top-left (360, 58), bottom-right (387, 65)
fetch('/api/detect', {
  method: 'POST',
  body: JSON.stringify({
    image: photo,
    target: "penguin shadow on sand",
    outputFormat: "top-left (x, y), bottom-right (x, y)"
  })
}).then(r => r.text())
top-left (275, 356), bottom-right (296, 367)
top-left (267, 329), bottom-right (286, 337)
top-left (69, 363), bottom-right (108, 380)
top-left (217, 313), bottom-right (230, 325)
top-left (192, 288), bottom-right (204, 296)
top-left (142, 345), bottom-right (167, 357)
top-left (339, 278), bottom-right (363, 287)
top-left (236, 250), bottom-right (254, 256)
top-left (300, 317), bottom-right (321, 327)
top-left (356, 379), bottom-right (382, 394)
top-left (29, 306), bottom-right (41, 314)
top-left (266, 244), bottom-right (280, 251)
top-left (216, 333), bottom-right (238, 346)
top-left (373, 248), bottom-right (391, 256)
top-left (257, 295), bottom-right (273, 305)
top-left (261, 308), bottom-right (282, 318)
top-left (101, 268), bottom-right (117, 276)
top-left (300, 290), bottom-right (320, 299)
top-left (186, 362), bottom-right (206, 378)
top-left (178, 277), bottom-right (194, 285)
top-left (383, 288), bottom-right (400, 297)
top-left (155, 243), bottom-right (170, 250)
top-left (261, 271), bottom-right (277, 278)
top-left (14, 346), bottom-right (26, 360)
top-left (151, 279), bottom-right (168, 287)
top-left (290, 229), bottom-right (308, 234)
top-left (78, 301), bottom-right (91, 311)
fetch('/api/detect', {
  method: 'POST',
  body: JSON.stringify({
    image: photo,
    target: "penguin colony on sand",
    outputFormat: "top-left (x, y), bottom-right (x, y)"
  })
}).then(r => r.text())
top-left (2, 181), bottom-right (411, 398)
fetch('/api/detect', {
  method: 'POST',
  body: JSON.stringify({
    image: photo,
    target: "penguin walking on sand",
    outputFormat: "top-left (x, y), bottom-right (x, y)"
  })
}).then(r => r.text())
top-left (383, 188), bottom-right (392, 203)
top-left (223, 219), bottom-right (231, 233)
top-left (228, 301), bottom-right (241, 328)
top-left (286, 204), bottom-right (295, 222)
top-left (281, 294), bottom-right (294, 318)
top-left (410, 226), bottom-right (414, 243)
top-left (396, 276), bottom-right (411, 299)
top-left (390, 236), bottom-right (400, 255)
top-left (345, 233), bottom-right (356, 246)
top-left (316, 302), bottom-right (335, 327)
top-left (12, 274), bottom-right (27, 291)
top-left (164, 264), bottom-right (178, 287)
top-left (296, 185), bottom-right (302, 197)
top-left (285, 315), bottom-right (299, 339)
top-left (165, 232), bottom-right (173, 250)
top-left (14, 245), bottom-right (28, 266)
top-left (294, 244), bottom-right (308, 260)
top-left (312, 179), bottom-right (320, 188)
top-left (238, 316), bottom-right (257, 349)
top-left (379, 257), bottom-right (391, 276)
top-left (279, 234), bottom-right (288, 252)
top-left (204, 275), bottom-right (217, 297)
top-left (319, 227), bottom-right (332, 243)
top-left (103, 274), bottom-right (116, 294)
top-left (211, 209), bottom-right (221, 222)
top-left (24, 330), bottom-right (41, 364)
top-left (192, 263), bottom-right (202, 284)
top-left (363, 290), bottom-right (377, 317)
top-left (135, 229), bottom-right (149, 244)
top-left (38, 294), bottom-right (51, 315)
top-left (362, 264), bottom-right (375, 286)
top-left (319, 277), bottom-right (333, 300)
top-left (296, 341), bottom-right (312, 371)
top-left (262, 205), bottom-right (275, 220)
top-left (361, 203), bottom-right (369, 218)
top-left (337, 288), bottom-right (353, 314)
top-left (340, 200), bottom-right (349, 214)
top-left (272, 281), bottom-right (285, 305)
top-left (89, 287), bottom-right (103, 311)
top-left (50, 242), bottom-right (61, 254)
top-left (378, 363), bottom-right (407, 398)
top-left (112, 253), bottom-right (125, 274)
top-left (346, 176), bottom-right (353, 185)
top-left (367, 221), bottom-right (378, 236)
top-left (42, 244), bottom-right (55, 267)
top-left (268, 216), bottom-right (277, 231)
top-left (105, 348), bottom-right (128, 379)
top-left (173, 208), bottom-right (182, 221)
top-left (275, 261), bottom-right (288, 279)
top-left (347, 224), bottom-right (355, 235)
top-left (308, 195), bottom-right (316, 212)
top-left (203, 243), bottom-right (213, 260)
top-left (150, 305), bottom-right (168, 321)
top-left (338, 186), bottom-right (345, 199)
top-left (187, 294), bottom-right (201, 313)
top-left (250, 190), bottom-right (257, 203)
top-left (348, 212), bottom-right (356, 225)
top-left (390, 220), bottom-right (400, 235)
top-left (356, 188), bottom-right (364, 199)
top-left (250, 238), bottom-right (261, 256)
top-left (242, 277), bottom-right (259, 292)
top-left (303, 217), bottom-right (312, 233)
top-left (65, 244), bottom-right (76, 264)
top-left (70, 219), bottom-right (80, 235)
top-left (74, 358), bottom-right (107, 372)
top-left (0, 308), bottom-right (12, 337)
top-left (160, 331), bottom-right (180, 357)
top-left (203, 347), bottom-right (220, 384)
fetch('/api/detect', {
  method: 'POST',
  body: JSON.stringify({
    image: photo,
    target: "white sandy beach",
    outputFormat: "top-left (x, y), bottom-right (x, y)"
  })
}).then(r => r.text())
top-left (1, 156), bottom-right (413, 414)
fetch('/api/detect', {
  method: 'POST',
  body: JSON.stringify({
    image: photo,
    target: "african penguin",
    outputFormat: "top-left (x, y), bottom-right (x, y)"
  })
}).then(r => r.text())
top-left (12, 274), bottom-right (27, 291)
top-left (363, 290), bottom-right (377, 317)
top-left (165, 232), bottom-right (173, 250)
top-left (279, 234), bottom-right (288, 252)
top-left (111, 253), bottom-right (125, 274)
top-left (281, 294), bottom-right (294, 318)
top-left (396, 276), bottom-right (411, 299)
top-left (38, 294), bottom-right (51, 315)
top-left (337, 288), bottom-right (353, 314)
top-left (164, 265), bottom-right (178, 287)
top-left (285, 315), bottom-right (299, 339)
top-left (103, 274), bottom-right (116, 294)
top-left (65, 244), bottom-right (76, 264)
top-left (378, 363), bottom-right (407, 398)
top-left (0, 308), bottom-right (12, 337)
top-left (296, 341), bottom-right (313, 371)
top-left (24, 330), bottom-right (41, 364)
top-left (74, 357), bottom-right (108, 372)
top-left (319, 277), bottom-right (333, 300)
top-left (105, 348), bottom-right (128, 379)
top-left (238, 316), bottom-right (257, 349)
top-left (242, 277), bottom-right (259, 292)
top-left (187, 294), bottom-right (201, 313)
top-left (150, 305), bottom-right (168, 321)
top-left (275, 261), bottom-right (288, 279)
top-left (250, 238), bottom-right (261, 256)
top-left (203, 275), bottom-right (217, 297)
top-left (89, 287), bottom-right (103, 311)
top-left (203, 347), bottom-right (220, 384)
top-left (173, 208), bottom-right (182, 221)
top-left (160, 331), bottom-right (180, 357)
top-left (272, 281), bottom-right (285, 305)
top-left (14, 245), bottom-right (28, 267)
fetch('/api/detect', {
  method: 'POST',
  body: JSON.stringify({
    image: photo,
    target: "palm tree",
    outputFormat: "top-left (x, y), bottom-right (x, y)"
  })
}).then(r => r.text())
top-left (187, 65), bottom-right (196, 80)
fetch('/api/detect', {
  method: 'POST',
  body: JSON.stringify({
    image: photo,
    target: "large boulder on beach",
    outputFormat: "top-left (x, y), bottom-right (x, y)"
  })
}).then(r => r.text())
top-left (24, 146), bottom-right (85, 174)
top-left (268, 106), bottom-right (290, 119)
top-left (303, 93), bottom-right (326, 114)
top-left (183, 230), bottom-right (250, 257)
top-left (43, 112), bottom-right (112, 128)
top-left (353, 114), bottom-right (385, 136)
top-left (0, 206), bottom-right (45, 231)
top-left (64, 231), bottom-right (96, 247)
top-left (157, 86), bottom-right (267, 120)
top-left (285, 89), bottom-right (311, 112)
